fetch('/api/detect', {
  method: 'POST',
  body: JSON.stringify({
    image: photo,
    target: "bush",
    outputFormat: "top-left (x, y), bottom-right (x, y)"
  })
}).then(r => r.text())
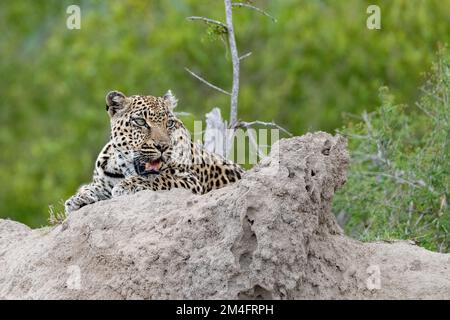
top-left (333, 49), bottom-right (449, 252)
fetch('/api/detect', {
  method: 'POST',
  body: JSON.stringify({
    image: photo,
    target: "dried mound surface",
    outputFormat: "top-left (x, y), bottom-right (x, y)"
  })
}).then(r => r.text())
top-left (0, 133), bottom-right (448, 299)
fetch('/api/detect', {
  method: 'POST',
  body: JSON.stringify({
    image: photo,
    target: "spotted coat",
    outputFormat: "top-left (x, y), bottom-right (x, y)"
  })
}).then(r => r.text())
top-left (65, 90), bottom-right (244, 213)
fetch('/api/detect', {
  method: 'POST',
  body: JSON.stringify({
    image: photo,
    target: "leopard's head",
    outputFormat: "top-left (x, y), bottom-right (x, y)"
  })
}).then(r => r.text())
top-left (105, 90), bottom-right (190, 177)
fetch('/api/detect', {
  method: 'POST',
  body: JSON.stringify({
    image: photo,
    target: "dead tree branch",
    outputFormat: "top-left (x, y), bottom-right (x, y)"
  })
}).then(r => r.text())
top-left (187, 2), bottom-right (289, 160)
top-left (237, 120), bottom-right (293, 137)
top-left (232, 2), bottom-right (278, 22)
top-left (184, 68), bottom-right (231, 96)
top-left (186, 16), bottom-right (228, 33)
top-left (224, 0), bottom-right (240, 127)
top-left (174, 111), bottom-right (191, 117)
top-left (239, 52), bottom-right (252, 60)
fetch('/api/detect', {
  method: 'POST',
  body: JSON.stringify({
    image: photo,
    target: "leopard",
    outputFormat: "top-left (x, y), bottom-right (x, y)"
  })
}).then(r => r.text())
top-left (64, 90), bottom-right (244, 213)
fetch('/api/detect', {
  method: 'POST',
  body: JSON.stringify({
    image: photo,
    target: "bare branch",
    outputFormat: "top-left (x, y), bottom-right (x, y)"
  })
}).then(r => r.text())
top-left (187, 2), bottom-right (290, 160)
top-left (415, 101), bottom-right (438, 121)
top-left (237, 120), bottom-right (293, 136)
top-left (419, 86), bottom-right (445, 103)
top-left (185, 68), bottom-right (231, 96)
top-left (341, 111), bottom-right (363, 120)
top-left (356, 171), bottom-right (431, 191)
top-left (224, 0), bottom-right (240, 128)
top-left (239, 52), bottom-right (252, 60)
top-left (362, 111), bottom-right (391, 167)
top-left (186, 16), bottom-right (228, 33)
top-left (232, 2), bottom-right (278, 22)
top-left (174, 112), bottom-right (191, 117)
top-left (338, 131), bottom-right (371, 140)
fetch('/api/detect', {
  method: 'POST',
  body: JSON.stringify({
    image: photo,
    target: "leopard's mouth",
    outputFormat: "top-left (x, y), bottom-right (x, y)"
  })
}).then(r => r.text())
top-left (134, 158), bottom-right (162, 176)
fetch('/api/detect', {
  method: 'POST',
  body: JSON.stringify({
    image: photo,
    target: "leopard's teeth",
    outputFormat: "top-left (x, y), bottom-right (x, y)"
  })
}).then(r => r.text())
top-left (145, 161), bottom-right (161, 171)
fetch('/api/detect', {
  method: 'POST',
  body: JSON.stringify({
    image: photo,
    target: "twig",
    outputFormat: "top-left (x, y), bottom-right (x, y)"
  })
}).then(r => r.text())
top-left (341, 111), bottom-right (363, 120)
top-left (351, 152), bottom-right (390, 166)
top-left (174, 111), bottom-right (191, 117)
top-left (419, 86), bottom-right (445, 103)
top-left (188, 2), bottom-right (288, 160)
top-left (186, 16), bottom-right (228, 33)
top-left (232, 2), bottom-right (278, 22)
top-left (185, 68), bottom-right (231, 96)
top-left (339, 131), bottom-right (371, 140)
top-left (362, 111), bottom-right (391, 167)
top-left (357, 171), bottom-right (429, 190)
top-left (239, 52), bottom-right (252, 60)
top-left (224, 0), bottom-right (240, 128)
top-left (237, 120), bottom-right (293, 136)
top-left (415, 101), bottom-right (438, 122)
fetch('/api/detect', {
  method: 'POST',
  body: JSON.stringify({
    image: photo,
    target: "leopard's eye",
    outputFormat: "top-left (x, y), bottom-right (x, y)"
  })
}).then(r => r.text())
top-left (167, 119), bottom-right (175, 128)
top-left (131, 117), bottom-right (147, 127)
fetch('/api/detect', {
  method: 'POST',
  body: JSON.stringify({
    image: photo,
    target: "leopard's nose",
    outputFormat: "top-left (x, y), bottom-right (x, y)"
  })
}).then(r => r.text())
top-left (154, 143), bottom-right (169, 152)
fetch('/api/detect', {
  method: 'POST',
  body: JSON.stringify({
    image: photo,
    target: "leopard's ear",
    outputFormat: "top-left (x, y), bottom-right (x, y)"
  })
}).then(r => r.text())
top-left (105, 90), bottom-right (128, 117)
top-left (163, 90), bottom-right (178, 110)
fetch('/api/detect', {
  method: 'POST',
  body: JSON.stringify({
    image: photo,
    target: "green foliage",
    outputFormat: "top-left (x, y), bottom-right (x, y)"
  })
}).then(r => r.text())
top-left (333, 50), bottom-right (449, 252)
top-left (0, 0), bottom-right (448, 230)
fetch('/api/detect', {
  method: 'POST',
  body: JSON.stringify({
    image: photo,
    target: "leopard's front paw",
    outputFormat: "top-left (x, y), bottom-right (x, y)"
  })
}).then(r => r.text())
top-left (112, 178), bottom-right (149, 197)
top-left (111, 181), bottom-right (134, 197)
top-left (64, 193), bottom-right (97, 213)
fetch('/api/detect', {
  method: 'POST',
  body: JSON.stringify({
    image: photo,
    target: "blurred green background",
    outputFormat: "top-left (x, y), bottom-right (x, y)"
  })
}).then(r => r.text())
top-left (0, 0), bottom-right (448, 233)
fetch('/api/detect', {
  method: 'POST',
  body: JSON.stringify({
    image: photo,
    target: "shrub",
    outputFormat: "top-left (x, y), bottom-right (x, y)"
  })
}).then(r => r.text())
top-left (333, 49), bottom-right (449, 252)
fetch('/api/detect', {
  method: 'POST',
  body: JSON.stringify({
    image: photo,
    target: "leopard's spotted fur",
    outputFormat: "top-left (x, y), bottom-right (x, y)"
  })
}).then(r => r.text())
top-left (65, 90), bottom-right (243, 213)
